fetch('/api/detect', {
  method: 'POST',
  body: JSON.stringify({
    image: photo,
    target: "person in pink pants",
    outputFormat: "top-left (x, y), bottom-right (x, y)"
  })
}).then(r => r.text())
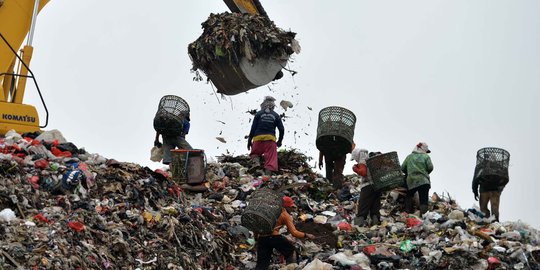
top-left (247, 96), bottom-right (285, 175)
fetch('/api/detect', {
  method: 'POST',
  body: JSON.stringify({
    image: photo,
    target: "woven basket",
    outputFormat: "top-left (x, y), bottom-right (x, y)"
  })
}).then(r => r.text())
top-left (366, 151), bottom-right (405, 192)
top-left (316, 106), bottom-right (356, 156)
top-left (241, 189), bottom-right (282, 234)
top-left (170, 149), bottom-right (206, 185)
top-left (474, 147), bottom-right (510, 181)
top-left (154, 95), bottom-right (190, 135)
top-left (157, 95), bottom-right (189, 117)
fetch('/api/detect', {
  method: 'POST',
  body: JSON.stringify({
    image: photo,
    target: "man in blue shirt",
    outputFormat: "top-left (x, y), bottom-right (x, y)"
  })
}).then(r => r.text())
top-left (155, 114), bottom-right (192, 165)
top-left (247, 96), bottom-right (284, 175)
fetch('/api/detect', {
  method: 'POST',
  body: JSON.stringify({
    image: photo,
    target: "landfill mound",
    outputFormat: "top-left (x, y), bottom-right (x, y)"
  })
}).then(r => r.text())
top-left (188, 12), bottom-right (298, 72)
top-left (1, 130), bottom-right (540, 270)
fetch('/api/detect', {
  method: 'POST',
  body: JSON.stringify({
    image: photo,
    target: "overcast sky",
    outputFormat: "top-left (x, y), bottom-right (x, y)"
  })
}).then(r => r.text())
top-left (23, 0), bottom-right (540, 227)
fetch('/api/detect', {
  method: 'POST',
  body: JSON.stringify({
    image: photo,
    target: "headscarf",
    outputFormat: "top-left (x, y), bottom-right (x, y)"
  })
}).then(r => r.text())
top-left (413, 142), bottom-right (431, 154)
top-left (351, 148), bottom-right (369, 163)
top-left (260, 96), bottom-right (276, 113)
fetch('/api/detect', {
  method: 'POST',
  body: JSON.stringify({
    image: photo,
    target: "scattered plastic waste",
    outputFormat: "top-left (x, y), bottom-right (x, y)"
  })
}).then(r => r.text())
top-left (0, 129), bottom-right (539, 269)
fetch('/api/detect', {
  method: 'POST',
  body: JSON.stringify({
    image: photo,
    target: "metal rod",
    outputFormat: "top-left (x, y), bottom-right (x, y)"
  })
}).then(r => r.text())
top-left (27, 0), bottom-right (41, 46)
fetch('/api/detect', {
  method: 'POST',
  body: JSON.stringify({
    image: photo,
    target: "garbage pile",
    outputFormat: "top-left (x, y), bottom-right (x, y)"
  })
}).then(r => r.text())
top-left (188, 12), bottom-right (300, 73)
top-left (1, 130), bottom-right (540, 270)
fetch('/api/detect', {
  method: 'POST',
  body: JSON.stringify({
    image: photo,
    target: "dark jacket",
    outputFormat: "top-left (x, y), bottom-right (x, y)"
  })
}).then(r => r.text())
top-left (472, 174), bottom-right (508, 193)
top-left (248, 110), bottom-right (284, 142)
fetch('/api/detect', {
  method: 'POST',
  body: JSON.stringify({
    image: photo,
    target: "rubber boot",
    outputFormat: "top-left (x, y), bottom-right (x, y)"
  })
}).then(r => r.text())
top-left (371, 215), bottom-right (380, 226)
top-left (354, 216), bottom-right (366, 227)
top-left (419, 204), bottom-right (428, 216)
top-left (252, 156), bottom-right (261, 167)
top-left (404, 196), bottom-right (413, 214)
top-left (263, 169), bottom-right (272, 177)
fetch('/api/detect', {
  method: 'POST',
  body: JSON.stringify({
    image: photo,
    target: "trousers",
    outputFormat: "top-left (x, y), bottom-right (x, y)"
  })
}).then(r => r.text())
top-left (255, 235), bottom-right (296, 270)
top-left (479, 190), bottom-right (501, 221)
top-left (250, 140), bottom-right (278, 171)
top-left (162, 135), bottom-right (192, 164)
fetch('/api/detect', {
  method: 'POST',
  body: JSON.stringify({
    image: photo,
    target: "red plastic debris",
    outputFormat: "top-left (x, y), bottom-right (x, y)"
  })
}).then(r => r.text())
top-left (406, 217), bottom-right (423, 228)
top-left (67, 221), bottom-right (85, 232)
top-left (34, 213), bottom-right (49, 223)
top-left (51, 147), bottom-right (72, 157)
top-left (487, 257), bottom-right (501, 270)
top-left (168, 185), bottom-right (182, 197)
top-left (28, 175), bottom-right (40, 189)
top-left (78, 162), bottom-right (88, 171)
top-left (363, 245), bottom-right (376, 255)
top-left (337, 221), bottom-right (352, 231)
top-left (34, 159), bottom-right (49, 169)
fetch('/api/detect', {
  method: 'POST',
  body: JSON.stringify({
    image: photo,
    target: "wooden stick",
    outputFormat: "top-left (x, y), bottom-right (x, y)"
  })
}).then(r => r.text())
top-left (0, 250), bottom-right (21, 268)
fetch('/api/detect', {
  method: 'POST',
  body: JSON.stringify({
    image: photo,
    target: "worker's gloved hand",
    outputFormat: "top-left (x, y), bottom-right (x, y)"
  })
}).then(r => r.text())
top-left (276, 140), bottom-right (282, 147)
top-left (473, 191), bottom-right (479, 201)
top-left (305, 233), bottom-right (316, 240)
top-left (154, 140), bottom-right (162, 148)
top-left (247, 140), bottom-right (252, 151)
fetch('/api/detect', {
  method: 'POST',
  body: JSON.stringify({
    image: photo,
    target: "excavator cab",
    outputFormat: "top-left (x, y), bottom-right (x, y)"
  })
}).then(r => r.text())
top-left (0, 0), bottom-right (49, 135)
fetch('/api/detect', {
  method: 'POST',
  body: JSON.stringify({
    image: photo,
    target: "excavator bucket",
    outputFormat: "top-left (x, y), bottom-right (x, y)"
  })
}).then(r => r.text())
top-left (201, 0), bottom-right (286, 95)
top-left (205, 55), bottom-right (287, 95)
top-left (222, 0), bottom-right (268, 17)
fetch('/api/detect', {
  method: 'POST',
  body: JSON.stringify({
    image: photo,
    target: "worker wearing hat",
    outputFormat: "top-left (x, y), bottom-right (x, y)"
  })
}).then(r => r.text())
top-left (352, 148), bottom-right (383, 226)
top-left (255, 196), bottom-right (315, 270)
top-left (401, 142), bottom-right (434, 215)
top-left (247, 96), bottom-right (285, 176)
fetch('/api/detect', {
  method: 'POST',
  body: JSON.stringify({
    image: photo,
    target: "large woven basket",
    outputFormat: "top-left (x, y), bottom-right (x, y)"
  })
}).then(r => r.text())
top-left (316, 106), bottom-right (356, 156)
top-left (474, 147), bottom-right (510, 181)
top-left (241, 189), bottom-right (282, 234)
top-left (154, 95), bottom-right (190, 134)
top-left (157, 95), bottom-right (189, 116)
top-left (366, 151), bottom-right (405, 192)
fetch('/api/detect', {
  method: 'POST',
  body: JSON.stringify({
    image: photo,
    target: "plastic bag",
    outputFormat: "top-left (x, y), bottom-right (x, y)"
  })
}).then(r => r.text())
top-left (150, 146), bottom-right (163, 162)
top-left (301, 258), bottom-right (332, 270)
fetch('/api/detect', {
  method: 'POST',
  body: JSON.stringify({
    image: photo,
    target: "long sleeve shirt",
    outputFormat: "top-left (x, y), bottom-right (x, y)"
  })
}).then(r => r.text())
top-left (272, 208), bottom-right (305, 239)
top-left (401, 151), bottom-right (433, 189)
top-left (248, 110), bottom-right (284, 142)
top-left (472, 174), bottom-right (508, 193)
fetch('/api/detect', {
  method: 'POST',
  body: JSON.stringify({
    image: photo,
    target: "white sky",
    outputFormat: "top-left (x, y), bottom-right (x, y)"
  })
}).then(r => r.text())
top-left (21, 0), bottom-right (540, 227)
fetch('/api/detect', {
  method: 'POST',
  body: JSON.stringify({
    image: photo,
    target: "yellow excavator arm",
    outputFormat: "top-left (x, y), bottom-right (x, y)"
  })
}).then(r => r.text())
top-left (0, 0), bottom-right (265, 135)
top-left (222, 0), bottom-right (268, 17)
top-left (0, 0), bottom-right (49, 134)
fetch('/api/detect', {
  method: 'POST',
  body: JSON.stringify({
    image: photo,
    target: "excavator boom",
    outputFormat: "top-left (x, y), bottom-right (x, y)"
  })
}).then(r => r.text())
top-left (223, 0), bottom-right (268, 17)
top-left (0, 0), bottom-right (49, 134)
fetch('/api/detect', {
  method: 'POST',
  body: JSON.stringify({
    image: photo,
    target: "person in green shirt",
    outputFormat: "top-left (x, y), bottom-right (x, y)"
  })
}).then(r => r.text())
top-left (402, 142), bottom-right (434, 215)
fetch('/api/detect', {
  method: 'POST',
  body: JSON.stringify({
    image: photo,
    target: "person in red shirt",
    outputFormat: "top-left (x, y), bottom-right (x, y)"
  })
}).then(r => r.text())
top-left (255, 196), bottom-right (315, 270)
